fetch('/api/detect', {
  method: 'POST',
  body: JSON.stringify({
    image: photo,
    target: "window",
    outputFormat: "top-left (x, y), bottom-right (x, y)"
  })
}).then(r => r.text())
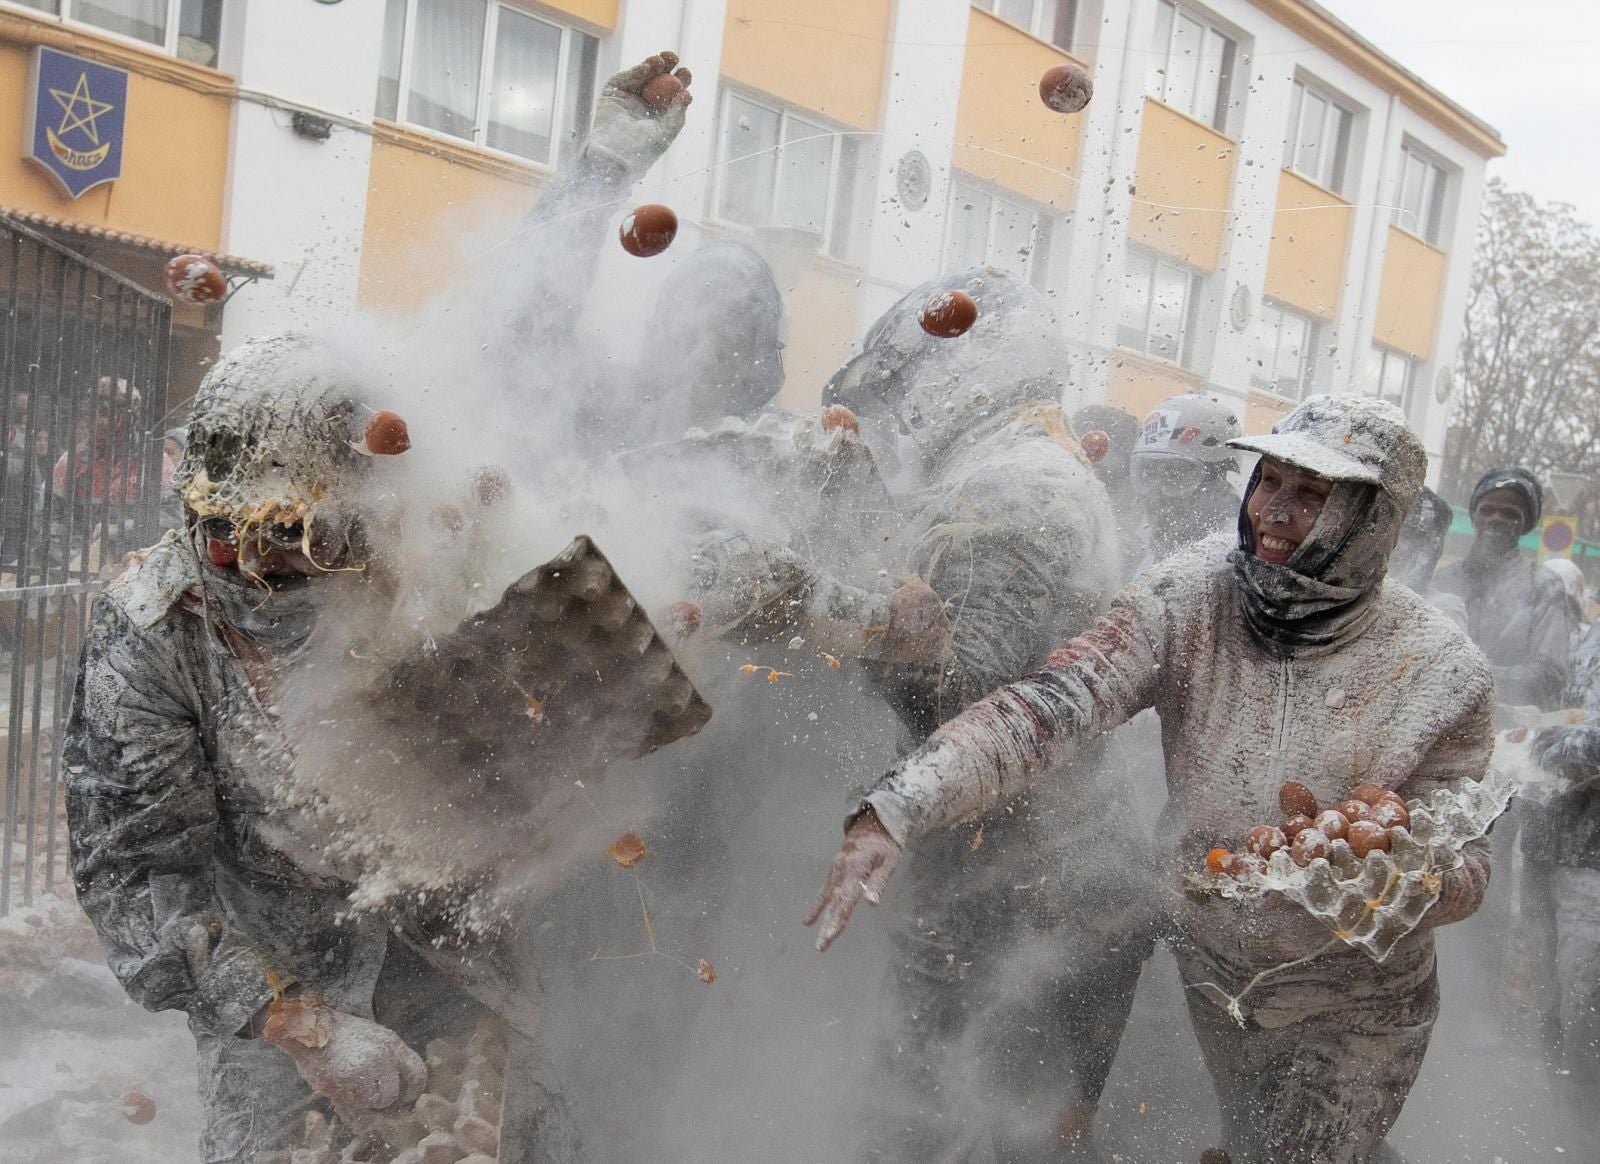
top-left (11, 0), bottom-right (222, 63)
top-left (1149, 0), bottom-right (1237, 133)
top-left (1249, 301), bottom-right (1319, 398)
top-left (944, 177), bottom-right (1053, 289)
top-left (712, 89), bottom-right (861, 262)
top-left (376, 0), bottom-right (599, 169)
top-left (1119, 248), bottom-right (1201, 365)
top-left (1393, 145), bottom-right (1448, 245)
top-left (1284, 78), bottom-right (1354, 194)
top-left (972, 0), bottom-right (1078, 50)
top-left (1367, 346), bottom-right (1416, 416)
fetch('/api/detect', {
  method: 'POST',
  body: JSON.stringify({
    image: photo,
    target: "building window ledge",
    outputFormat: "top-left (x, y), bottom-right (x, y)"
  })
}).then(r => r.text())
top-left (1142, 95), bottom-right (1238, 149)
top-left (1110, 346), bottom-right (1205, 384)
top-left (1278, 167), bottom-right (1350, 206)
top-left (372, 119), bottom-right (557, 186)
top-left (1386, 222), bottom-right (1449, 256)
top-left (0, 5), bottom-right (233, 88)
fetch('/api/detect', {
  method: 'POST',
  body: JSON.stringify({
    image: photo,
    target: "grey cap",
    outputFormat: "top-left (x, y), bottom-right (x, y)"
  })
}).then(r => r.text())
top-left (1228, 394), bottom-right (1425, 513)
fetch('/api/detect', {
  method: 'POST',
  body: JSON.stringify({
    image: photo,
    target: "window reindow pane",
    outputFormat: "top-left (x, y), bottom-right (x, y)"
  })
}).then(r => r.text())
top-left (408, 0), bottom-right (487, 142)
top-left (775, 116), bottom-right (834, 235)
top-left (718, 96), bottom-right (780, 227)
top-left (75, 0), bottom-right (166, 46)
top-left (486, 7), bottom-right (562, 164)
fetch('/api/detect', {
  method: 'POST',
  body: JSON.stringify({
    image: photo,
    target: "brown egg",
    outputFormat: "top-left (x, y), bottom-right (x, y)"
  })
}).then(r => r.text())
top-left (1205, 847), bottom-right (1231, 874)
top-left (1337, 799), bottom-right (1371, 823)
top-left (1351, 783), bottom-right (1390, 806)
top-left (1313, 809), bottom-right (1350, 843)
top-left (1290, 828), bottom-right (1331, 867)
top-left (1244, 824), bottom-right (1288, 859)
top-left (364, 410), bottom-right (411, 455)
top-left (1278, 781), bottom-right (1319, 819)
top-left (919, 289), bottom-right (979, 338)
top-left (641, 72), bottom-right (684, 110)
top-left (1038, 62), bottom-right (1094, 114)
top-left (821, 404), bottom-right (860, 434)
top-left (666, 600), bottom-right (702, 640)
top-left (1366, 800), bottom-right (1410, 830)
top-left (1282, 813), bottom-right (1316, 840)
top-left (1346, 820), bottom-right (1391, 858)
top-left (1221, 852), bottom-right (1266, 878)
top-left (1079, 429), bottom-right (1110, 463)
top-left (619, 203), bottom-right (678, 257)
top-left (118, 1089), bottom-right (157, 1125)
top-left (164, 254), bottom-right (227, 304)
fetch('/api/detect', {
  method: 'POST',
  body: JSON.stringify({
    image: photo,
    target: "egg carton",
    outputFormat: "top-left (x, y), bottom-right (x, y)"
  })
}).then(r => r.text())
top-left (337, 534), bottom-right (712, 817)
top-left (1184, 769), bottom-right (1517, 962)
top-left (270, 1018), bottom-right (509, 1164)
top-left (615, 412), bottom-right (895, 561)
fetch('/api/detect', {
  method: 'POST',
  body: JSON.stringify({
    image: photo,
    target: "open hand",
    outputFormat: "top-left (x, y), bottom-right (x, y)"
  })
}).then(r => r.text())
top-left (584, 51), bottom-right (694, 182)
top-left (804, 808), bottom-right (902, 951)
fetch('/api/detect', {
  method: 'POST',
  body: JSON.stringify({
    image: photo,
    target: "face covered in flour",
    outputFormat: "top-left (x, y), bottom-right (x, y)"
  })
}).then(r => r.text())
top-left (1226, 395), bottom-right (1426, 653)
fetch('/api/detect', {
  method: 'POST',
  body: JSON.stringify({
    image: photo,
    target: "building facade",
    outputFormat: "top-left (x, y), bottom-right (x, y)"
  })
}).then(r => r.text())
top-left (0, 0), bottom-right (1503, 463)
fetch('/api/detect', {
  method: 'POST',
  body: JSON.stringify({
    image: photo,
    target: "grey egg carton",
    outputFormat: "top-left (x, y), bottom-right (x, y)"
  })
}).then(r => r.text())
top-left (339, 535), bottom-right (712, 816)
top-left (1185, 769), bottom-right (1516, 962)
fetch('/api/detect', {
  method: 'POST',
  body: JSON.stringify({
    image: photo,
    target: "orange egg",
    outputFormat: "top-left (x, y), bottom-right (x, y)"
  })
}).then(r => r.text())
top-left (642, 73), bottom-right (684, 110)
top-left (164, 254), bottom-right (227, 304)
top-left (919, 289), bottom-right (979, 338)
top-left (1038, 63), bottom-right (1093, 114)
top-left (1279, 781), bottom-right (1319, 819)
top-left (1244, 824), bottom-right (1287, 858)
top-left (1290, 828), bottom-right (1330, 867)
top-left (364, 410), bottom-right (411, 455)
top-left (1314, 809), bottom-right (1350, 843)
top-left (1346, 820), bottom-right (1391, 858)
top-left (1205, 847), bottom-right (1231, 873)
top-left (1079, 429), bottom-right (1110, 463)
top-left (119, 1089), bottom-right (157, 1125)
top-left (620, 204), bottom-right (678, 257)
top-left (821, 404), bottom-right (860, 434)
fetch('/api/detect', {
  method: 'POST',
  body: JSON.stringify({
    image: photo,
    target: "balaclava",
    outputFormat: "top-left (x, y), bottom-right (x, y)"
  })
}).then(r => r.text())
top-left (1466, 465), bottom-right (1542, 567)
top-left (1226, 395), bottom-right (1426, 655)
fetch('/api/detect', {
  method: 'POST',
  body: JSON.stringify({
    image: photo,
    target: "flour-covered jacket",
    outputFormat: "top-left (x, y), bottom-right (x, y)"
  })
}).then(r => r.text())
top-left (64, 534), bottom-right (542, 1041)
top-left (865, 533), bottom-right (1495, 1007)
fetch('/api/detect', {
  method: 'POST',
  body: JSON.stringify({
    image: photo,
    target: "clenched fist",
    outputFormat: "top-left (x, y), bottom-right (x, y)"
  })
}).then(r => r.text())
top-left (260, 994), bottom-right (426, 1112)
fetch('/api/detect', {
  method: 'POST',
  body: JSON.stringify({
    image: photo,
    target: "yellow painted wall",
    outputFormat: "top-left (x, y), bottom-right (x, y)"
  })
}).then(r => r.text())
top-left (1105, 352), bottom-right (1204, 422)
top-left (358, 127), bottom-right (551, 315)
top-left (778, 258), bottom-right (860, 412)
top-left (1373, 225), bottom-right (1447, 359)
top-left (1262, 169), bottom-right (1351, 321)
top-left (541, 0), bottom-right (617, 32)
top-left (0, 31), bottom-right (232, 250)
top-left (951, 10), bottom-right (1084, 209)
top-left (721, 0), bottom-right (892, 130)
top-left (1244, 390), bottom-right (1294, 435)
top-left (1128, 98), bottom-right (1235, 271)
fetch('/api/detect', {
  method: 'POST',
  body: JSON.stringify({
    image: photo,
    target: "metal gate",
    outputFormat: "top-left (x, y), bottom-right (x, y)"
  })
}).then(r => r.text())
top-left (0, 214), bottom-right (170, 915)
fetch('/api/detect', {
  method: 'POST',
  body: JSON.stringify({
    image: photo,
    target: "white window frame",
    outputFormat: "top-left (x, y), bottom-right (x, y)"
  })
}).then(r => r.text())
top-left (1148, 0), bottom-right (1238, 134)
top-left (1283, 77), bottom-right (1355, 195)
top-left (710, 87), bottom-right (858, 261)
top-left (382, 0), bottom-right (596, 170)
top-left (1392, 144), bottom-right (1449, 246)
top-left (1368, 345), bottom-right (1416, 417)
top-left (1119, 247), bottom-right (1202, 367)
top-left (971, 0), bottom-right (1078, 50)
top-left (943, 175), bottom-right (1054, 290)
top-left (5, 0), bottom-right (214, 57)
top-left (1250, 300), bottom-right (1320, 400)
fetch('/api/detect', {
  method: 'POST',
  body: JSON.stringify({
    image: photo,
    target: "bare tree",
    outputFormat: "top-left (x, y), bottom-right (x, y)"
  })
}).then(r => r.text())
top-left (1443, 178), bottom-right (1600, 503)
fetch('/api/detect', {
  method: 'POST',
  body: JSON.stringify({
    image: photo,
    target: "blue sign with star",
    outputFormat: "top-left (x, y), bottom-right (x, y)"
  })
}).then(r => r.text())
top-left (23, 46), bottom-right (127, 199)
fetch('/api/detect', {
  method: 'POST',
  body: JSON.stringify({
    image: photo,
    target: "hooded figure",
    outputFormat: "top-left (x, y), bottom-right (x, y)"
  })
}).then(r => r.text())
top-left (1434, 466), bottom-right (1574, 709)
top-left (1519, 634), bottom-right (1600, 1160)
top-left (1128, 391), bottom-right (1242, 573)
top-left (810, 395), bottom-right (1496, 1164)
top-left (65, 334), bottom-right (580, 1164)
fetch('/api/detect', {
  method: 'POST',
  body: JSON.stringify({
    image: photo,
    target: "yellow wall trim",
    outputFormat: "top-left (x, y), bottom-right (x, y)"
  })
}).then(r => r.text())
top-left (372, 120), bottom-right (554, 187)
top-left (1128, 98), bottom-right (1235, 271)
top-left (534, 0), bottom-right (618, 34)
top-left (721, 0), bottom-right (892, 130)
top-left (951, 9), bottom-right (1085, 209)
top-left (1105, 349), bottom-right (1206, 422)
top-left (0, 8), bottom-right (234, 92)
top-left (1373, 225), bottom-right (1447, 360)
top-left (1244, 389), bottom-right (1295, 436)
top-left (1262, 169), bottom-right (1351, 321)
top-left (1245, 0), bottom-right (1503, 159)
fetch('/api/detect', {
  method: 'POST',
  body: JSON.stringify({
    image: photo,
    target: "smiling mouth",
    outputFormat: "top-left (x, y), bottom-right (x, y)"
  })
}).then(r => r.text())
top-left (1259, 534), bottom-right (1298, 557)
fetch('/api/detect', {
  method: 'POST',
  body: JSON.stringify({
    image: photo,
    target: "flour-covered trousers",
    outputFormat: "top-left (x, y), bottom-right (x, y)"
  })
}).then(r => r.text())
top-left (1179, 943), bottom-right (1438, 1164)
top-left (194, 940), bottom-right (579, 1163)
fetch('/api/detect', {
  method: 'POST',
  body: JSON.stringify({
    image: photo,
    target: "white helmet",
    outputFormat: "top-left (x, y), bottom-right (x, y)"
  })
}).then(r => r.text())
top-left (1132, 392), bottom-right (1241, 496)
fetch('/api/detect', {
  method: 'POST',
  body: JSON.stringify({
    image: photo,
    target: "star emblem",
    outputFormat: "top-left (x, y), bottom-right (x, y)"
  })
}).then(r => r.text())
top-left (50, 73), bottom-right (113, 146)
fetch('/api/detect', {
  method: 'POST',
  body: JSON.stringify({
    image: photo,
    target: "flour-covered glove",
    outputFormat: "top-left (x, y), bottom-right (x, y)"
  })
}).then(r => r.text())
top-left (1531, 723), bottom-right (1600, 784)
top-left (581, 51), bottom-right (693, 184)
top-left (805, 807), bottom-right (902, 951)
top-left (260, 994), bottom-right (426, 1112)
